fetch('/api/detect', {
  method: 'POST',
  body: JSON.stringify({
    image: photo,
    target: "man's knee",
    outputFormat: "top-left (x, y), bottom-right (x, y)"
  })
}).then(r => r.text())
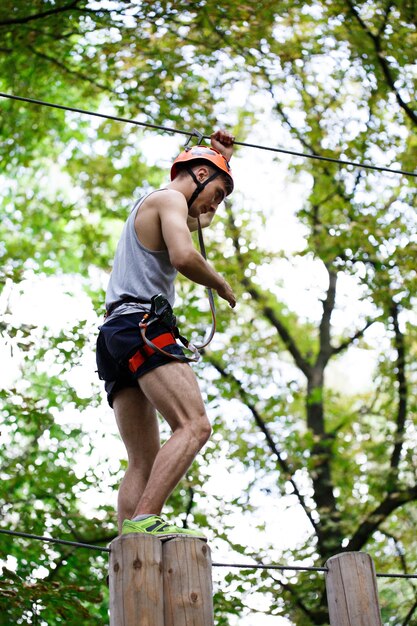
top-left (197, 417), bottom-right (212, 447)
top-left (185, 414), bottom-right (212, 448)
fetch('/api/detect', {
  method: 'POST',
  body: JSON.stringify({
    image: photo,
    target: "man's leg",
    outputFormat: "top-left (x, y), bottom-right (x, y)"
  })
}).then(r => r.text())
top-left (132, 360), bottom-right (211, 518)
top-left (113, 386), bottom-right (161, 533)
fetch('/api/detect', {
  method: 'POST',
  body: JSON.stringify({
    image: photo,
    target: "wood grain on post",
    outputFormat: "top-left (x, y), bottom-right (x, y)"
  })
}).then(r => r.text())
top-left (109, 534), bottom-right (164, 626)
top-left (163, 538), bottom-right (214, 626)
top-left (325, 552), bottom-right (383, 626)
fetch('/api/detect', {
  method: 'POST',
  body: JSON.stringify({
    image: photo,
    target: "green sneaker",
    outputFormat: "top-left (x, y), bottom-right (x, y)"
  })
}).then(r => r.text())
top-left (121, 515), bottom-right (206, 540)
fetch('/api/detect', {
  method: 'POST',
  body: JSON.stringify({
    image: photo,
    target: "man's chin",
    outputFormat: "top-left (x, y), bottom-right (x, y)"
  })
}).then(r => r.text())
top-left (189, 209), bottom-right (202, 219)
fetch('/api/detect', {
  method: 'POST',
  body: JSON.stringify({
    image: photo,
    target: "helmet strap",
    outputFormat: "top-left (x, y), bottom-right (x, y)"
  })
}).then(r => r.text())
top-left (186, 167), bottom-right (221, 209)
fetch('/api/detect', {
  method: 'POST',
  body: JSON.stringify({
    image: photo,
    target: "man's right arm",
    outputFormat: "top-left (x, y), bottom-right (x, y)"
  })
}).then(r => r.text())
top-left (159, 191), bottom-right (236, 307)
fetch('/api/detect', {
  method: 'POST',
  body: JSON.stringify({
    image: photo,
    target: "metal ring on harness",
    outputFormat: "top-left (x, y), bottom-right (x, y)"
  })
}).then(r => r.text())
top-left (139, 310), bottom-right (201, 363)
top-left (141, 321), bottom-right (200, 363)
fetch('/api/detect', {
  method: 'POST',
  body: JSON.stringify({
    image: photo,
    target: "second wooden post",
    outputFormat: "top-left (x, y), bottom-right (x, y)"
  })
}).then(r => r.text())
top-left (163, 537), bottom-right (214, 626)
top-left (325, 551), bottom-right (383, 626)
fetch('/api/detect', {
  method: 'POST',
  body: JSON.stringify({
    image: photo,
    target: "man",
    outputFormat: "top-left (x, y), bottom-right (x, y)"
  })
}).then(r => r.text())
top-left (96, 129), bottom-right (236, 539)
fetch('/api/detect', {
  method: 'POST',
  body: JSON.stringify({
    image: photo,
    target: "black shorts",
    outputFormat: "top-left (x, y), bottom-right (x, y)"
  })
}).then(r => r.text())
top-left (96, 312), bottom-right (185, 407)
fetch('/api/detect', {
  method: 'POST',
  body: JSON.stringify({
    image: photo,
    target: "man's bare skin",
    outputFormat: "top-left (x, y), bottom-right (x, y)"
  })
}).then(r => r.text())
top-left (112, 130), bottom-right (236, 531)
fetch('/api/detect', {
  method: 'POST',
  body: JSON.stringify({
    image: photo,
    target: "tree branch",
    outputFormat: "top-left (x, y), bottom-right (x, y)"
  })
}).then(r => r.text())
top-left (403, 600), bottom-right (417, 626)
top-left (346, 485), bottom-right (417, 551)
top-left (381, 529), bottom-right (414, 579)
top-left (225, 204), bottom-right (312, 378)
top-left (26, 44), bottom-right (114, 94)
top-left (207, 356), bottom-right (318, 533)
top-left (380, 529), bottom-right (417, 625)
top-left (315, 265), bottom-right (337, 370)
top-left (0, 1), bottom-right (81, 26)
top-left (390, 301), bottom-right (408, 470)
top-left (346, 0), bottom-right (417, 126)
top-left (377, 2), bottom-right (394, 37)
top-left (269, 572), bottom-right (328, 624)
top-left (331, 317), bottom-right (377, 356)
top-left (245, 283), bottom-right (312, 378)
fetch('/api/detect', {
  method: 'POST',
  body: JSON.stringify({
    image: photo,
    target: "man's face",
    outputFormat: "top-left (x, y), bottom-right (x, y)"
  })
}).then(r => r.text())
top-left (188, 171), bottom-right (228, 218)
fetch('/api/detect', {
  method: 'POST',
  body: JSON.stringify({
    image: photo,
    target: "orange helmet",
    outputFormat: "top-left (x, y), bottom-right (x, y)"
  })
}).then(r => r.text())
top-left (171, 146), bottom-right (234, 195)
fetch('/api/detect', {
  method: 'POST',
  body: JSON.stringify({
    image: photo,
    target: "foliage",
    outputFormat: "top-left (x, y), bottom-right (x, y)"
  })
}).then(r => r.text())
top-left (1, 1), bottom-right (416, 624)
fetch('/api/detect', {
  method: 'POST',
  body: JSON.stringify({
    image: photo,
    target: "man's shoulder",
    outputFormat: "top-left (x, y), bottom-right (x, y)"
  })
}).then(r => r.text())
top-left (143, 188), bottom-right (188, 218)
top-left (147, 188), bottom-right (186, 206)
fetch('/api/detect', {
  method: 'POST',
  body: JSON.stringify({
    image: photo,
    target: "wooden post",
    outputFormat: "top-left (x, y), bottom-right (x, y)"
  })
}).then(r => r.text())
top-left (163, 538), bottom-right (214, 626)
top-left (325, 552), bottom-right (383, 626)
top-left (109, 534), bottom-right (164, 626)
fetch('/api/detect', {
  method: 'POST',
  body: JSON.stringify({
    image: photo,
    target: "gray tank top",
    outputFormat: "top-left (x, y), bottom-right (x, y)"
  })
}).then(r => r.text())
top-left (105, 191), bottom-right (177, 317)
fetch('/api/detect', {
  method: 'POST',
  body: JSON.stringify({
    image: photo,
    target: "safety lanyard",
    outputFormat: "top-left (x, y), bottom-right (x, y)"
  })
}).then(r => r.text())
top-left (194, 216), bottom-right (216, 350)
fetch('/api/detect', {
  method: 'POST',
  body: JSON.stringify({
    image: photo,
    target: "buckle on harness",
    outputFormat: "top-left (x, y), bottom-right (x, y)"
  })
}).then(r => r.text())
top-left (150, 294), bottom-right (177, 328)
top-left (139, 295), bottom-right (177, 334)
top-left (139, 294), bottom-right (200, 363)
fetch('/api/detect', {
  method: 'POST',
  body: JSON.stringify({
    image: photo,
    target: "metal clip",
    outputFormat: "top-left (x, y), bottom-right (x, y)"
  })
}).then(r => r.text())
top-left (184, 128), bottom-right (204, 149)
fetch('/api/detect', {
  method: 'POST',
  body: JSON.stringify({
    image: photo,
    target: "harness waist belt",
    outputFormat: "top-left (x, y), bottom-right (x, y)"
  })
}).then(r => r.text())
top-left (106, 297), bottom-right (150, 318)
top-left (128, 332), bottom-right (176, 372)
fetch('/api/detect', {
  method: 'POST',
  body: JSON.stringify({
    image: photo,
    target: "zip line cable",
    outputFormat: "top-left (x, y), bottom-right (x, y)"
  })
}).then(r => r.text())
top-left (2, 528), bottom-right (417, 580)
top-left (0, 92), bottom-right (191, 138)
top-left (0, 91), bottom-right (416, 178)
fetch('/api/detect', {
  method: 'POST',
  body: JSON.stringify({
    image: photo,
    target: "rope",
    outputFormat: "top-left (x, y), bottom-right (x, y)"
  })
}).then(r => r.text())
top-left (212, 561), bottom-right (417, 579)
top-left (0, 528), bottom-right (111, 553)
top-left (0, 91), bottom-right (416, 178)
top-left (212, 561), bottom-right (328, 573)
top-left (195, 216), bottom-right (216, 349)
top-left (2, 527), bottom-right (417, 579)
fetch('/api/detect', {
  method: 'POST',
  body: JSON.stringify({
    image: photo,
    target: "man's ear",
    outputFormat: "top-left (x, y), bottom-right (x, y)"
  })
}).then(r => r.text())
top-left (195, 165), bottom-right (210, 181)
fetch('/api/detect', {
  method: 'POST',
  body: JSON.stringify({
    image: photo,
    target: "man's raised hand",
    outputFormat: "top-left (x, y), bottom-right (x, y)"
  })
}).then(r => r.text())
top-left (210, 129), bottom-right (234, 162)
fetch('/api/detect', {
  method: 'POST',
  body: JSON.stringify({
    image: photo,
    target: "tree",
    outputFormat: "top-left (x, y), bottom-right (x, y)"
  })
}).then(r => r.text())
top-left (176, 1), bottom-right (417, 622)
top-left (1, 1), bottom-right (416, 624)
